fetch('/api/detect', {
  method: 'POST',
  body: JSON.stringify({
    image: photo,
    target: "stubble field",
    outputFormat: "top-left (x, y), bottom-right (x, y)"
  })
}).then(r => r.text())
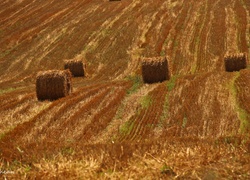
top-left (0, 0), bottom-right (250, 179)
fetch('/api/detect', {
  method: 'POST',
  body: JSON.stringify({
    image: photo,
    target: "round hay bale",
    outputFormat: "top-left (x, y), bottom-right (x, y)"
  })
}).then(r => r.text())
top-left (36, 70), bottom-right (72, 101)
top-left (224, 53), bottom-right (247, 72)
top-left (64, 59), bottom-right (85, 77)
top-left (141, 56), bottom-right (170, 84)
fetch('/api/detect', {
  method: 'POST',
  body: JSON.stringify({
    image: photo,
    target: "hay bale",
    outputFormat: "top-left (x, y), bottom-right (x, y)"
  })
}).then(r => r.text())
top-left (64, 59), bottom-right (85, 77)
top-left (141, 56), bottom-right (170, 83)
top-left (36, 70), bottom-right (72, 101)
top-left (224, 53), bottom-right (247, 72)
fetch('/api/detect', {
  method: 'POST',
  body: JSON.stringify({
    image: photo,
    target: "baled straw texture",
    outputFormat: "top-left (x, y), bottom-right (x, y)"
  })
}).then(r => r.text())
top-left (141, 56), bottom-right (170, 83)
top-left (64, 59), bottom-right (85, 77)
top-left (224, 53), bottom-right (247, 72)
top-left (36, 70), bottom-right (72, 101)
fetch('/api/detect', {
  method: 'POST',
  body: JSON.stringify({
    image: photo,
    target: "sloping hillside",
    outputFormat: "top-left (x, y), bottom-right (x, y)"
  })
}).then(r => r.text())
top-left (0, 0), bottom-right (250, 179)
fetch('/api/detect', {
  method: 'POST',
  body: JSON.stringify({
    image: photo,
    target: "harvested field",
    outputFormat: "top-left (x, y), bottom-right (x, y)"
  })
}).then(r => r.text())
top-left (0, 0), bottom-right (250, 179)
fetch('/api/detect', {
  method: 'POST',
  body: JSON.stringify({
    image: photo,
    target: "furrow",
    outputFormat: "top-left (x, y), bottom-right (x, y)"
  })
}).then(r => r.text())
top-left (78, 86), bottom-right (128, 143)
top-left (35, 88), bottom-right (112, 145)
top-left (0, 93), bottom-right (34, 111)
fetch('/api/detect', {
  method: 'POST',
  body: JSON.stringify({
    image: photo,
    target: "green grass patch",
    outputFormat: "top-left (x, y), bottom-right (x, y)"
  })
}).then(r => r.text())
top-left (0, 49), bottom-right (11, 58)
top-left (102, 28), bottom-right (112, 36)
top-left (229, 72), bottom-right (250, 134)
top-left (239, 108), bottom-right (250, 133)
top-left (166, 75), bottom-right (178, 91)
top-left (160, 164), bottom-right (176, 175)
top-left (126, 74), bottom-right (143, 94)
top-left (119, 120), bottom-right (135, 136)
top-left (0, 133), bottom-right (6, 140)
top-left (0, 87), bottom-right (17, 95)
top-left (140, 95), bottom-right (152, 109)
top-left (61, 147), bottom-right (75, 156)
top-left (182, 116), bottom-right (187, 128)
top-left (160, 50), bottom-right (165, 57)
top-left (159, 94), bottom-right (169, 127)
top-left (159, 75), bottom-right (179, 127)
top-left (191, 64), bottom-right (197, 74)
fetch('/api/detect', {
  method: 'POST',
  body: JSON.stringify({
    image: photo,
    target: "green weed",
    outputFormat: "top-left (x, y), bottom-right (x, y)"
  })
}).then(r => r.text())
top-left (160, 163), bottom-right (176, 175)
top-left (61, 147), bottom-right (75, 156)
top-left (0, 133), bottom-right (5, 140)
top-left (182, 116), bottom-right (187, 128)
top-left (126, 74), bottom-right (142, 94)
top-left (159, 94), bottom-right (169, 127)
top-left (166, 75), bottom-right (178, 91)
top-left (102, 28), bottom-right (112, 36)
top-left (229, 72), bottom-right (250, 134)
top-left (140, 95), bottom-right (152, 109)
top-left (160, 50), bottom-right (165, 57)
top-left (0, 87), bottom-right (17, 95)
top-left (119, 120), bottom-right (134, 136)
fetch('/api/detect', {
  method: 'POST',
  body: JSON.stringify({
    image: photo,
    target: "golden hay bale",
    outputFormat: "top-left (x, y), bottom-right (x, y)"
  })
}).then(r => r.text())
top-left (224, 53), bottom-right (247, 72)
top-left (141, 56), bottom-right (170, 83)
top-left (36, 70), bottom-right (72, 101)
top-left (64, 59), bottom-right (85, 77)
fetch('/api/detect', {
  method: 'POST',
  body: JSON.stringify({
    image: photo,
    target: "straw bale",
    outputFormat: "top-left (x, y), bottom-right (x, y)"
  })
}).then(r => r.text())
top-left (64, 59), bottom-right (85, 77)
top-left (36, 70), bottom-right (72, 101)
top-left (224, 53), bottom-right (247, 72)
top-left (141, 56), bottom-right (170, 83)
